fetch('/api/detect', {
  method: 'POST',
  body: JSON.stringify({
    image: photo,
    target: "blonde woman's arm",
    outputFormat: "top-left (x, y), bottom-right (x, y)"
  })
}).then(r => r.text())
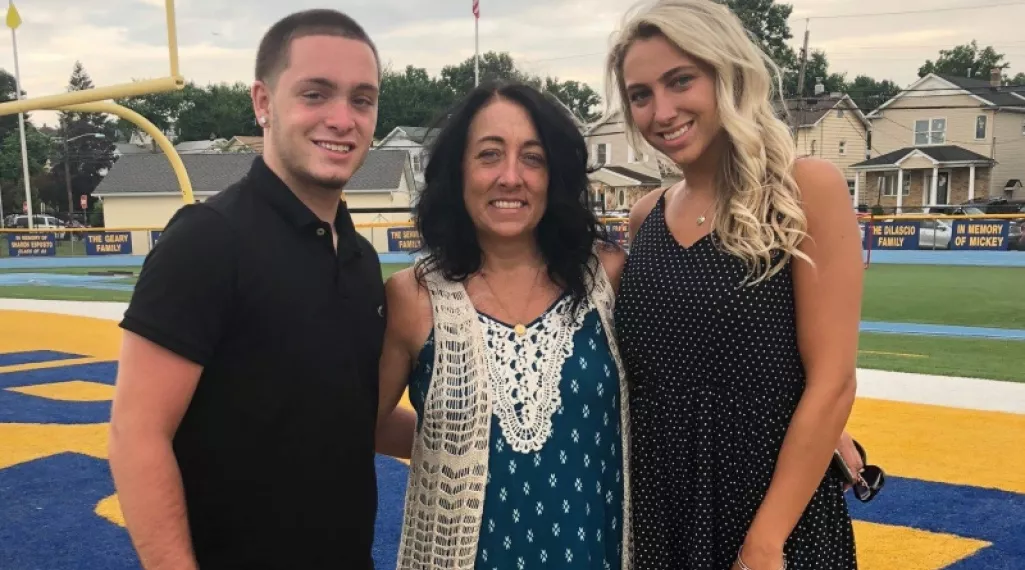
top-left (375, 268), bottom-right (432, 460)
top-left (738, 158), bottom-right (863, 569)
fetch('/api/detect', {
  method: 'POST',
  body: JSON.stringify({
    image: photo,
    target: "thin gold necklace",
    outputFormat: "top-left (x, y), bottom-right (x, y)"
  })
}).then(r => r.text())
top-left (480, 265), bottom-right (543, 336)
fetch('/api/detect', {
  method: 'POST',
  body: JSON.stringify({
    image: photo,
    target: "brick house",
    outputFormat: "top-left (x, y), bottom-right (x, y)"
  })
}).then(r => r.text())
top-left (851, 70), bottom-right (1025, 211)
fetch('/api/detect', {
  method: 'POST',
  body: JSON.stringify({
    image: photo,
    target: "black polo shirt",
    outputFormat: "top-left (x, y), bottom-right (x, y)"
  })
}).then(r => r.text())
top-left (120, 156), bottom-right (386, 569)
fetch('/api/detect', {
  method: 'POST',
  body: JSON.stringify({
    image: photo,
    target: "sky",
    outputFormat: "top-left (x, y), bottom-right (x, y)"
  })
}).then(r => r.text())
top-left (2, 0), bottom-right (1024, 129)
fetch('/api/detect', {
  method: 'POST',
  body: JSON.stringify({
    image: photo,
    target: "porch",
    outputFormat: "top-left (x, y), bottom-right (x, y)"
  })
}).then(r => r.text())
top-left (851, 146), bottom-right (995, 212)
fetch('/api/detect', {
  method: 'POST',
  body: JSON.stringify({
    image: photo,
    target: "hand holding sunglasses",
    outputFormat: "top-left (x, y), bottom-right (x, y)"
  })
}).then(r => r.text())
top-left (831, 438), bottom-right (885, 502)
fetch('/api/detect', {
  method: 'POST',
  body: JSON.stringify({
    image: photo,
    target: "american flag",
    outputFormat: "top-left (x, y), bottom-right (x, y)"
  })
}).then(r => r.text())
top-left (472, 0), bottom-right (480, 19)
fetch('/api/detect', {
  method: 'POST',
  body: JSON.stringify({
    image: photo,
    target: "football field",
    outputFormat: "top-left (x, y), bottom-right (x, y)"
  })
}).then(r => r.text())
top-left (1, 299), bottom-right (1022, 569)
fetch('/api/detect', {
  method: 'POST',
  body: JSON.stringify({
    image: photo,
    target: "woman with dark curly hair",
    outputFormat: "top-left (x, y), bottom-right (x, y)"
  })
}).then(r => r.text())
top-left (376, 81), bottom-right (632, 570)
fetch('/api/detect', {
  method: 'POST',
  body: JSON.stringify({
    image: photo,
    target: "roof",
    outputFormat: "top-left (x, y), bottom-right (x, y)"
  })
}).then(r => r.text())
top-left (589, 164), bottom-right (662, 188)
top-left (380, 126), bottom-right (440, 146)
top-left (603, 165), bottom-right (661, 186)
top-left (850, 145), bottom-right (995, 169)
top-left (95, 150), bottom-right (413, 196)
top-left (938, 74), bottom-right (1025, 107)
top-left (174, 139), bottom-right (227, 153)
top-left (775, 94), bottom-right (869, 129)
top-left (868, 73), bottom-right (1025, 118)
top-left (114, 142), bottom-right (153, 155)
top-left (226, 136), bottom-right (264, 153)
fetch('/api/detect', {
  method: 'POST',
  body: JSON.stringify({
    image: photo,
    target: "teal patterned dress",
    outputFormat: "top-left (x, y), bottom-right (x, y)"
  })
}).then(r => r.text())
top-left (408, 293), bottom-right (625, 570)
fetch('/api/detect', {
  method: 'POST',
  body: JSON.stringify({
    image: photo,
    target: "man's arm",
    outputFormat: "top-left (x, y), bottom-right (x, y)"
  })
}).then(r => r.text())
top-left (108, 333), bottom-right (202, 570)
top-left (108, 204), bottom-right (237, 569)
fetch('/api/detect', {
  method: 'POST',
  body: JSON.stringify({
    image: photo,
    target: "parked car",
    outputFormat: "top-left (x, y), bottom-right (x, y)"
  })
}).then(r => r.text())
top-left (7, 214), bottom-right (68, 240)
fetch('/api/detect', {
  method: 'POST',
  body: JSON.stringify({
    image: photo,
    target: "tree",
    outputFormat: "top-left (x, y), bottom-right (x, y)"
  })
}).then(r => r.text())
top-left (718, 0), bottom-right (796, 73)
top-left (784, 50), bottom-right (845, 98)
top-left (439, 51), bottom-right (538, 97)
top-left (0, 68), bottom-right (25, 145)
top-left (114, 81), bottom-right (202, 142)
top-left (844, 75), bottom-right (902, 114)
top-left (176, 82), bottom-right (259, 141)
top-left (541, 77), bottom-right (602, 123)
top-left (0, 67), bottom-right (50, 217)
top-left (376, 65), bottom-right (456, 139)
top-left (918, 41), bottom-right (1009, 80)
top-left (0, 128), bottom-right (52, 215)
top-left (1009, 72), bottom-right (1025, 86)
top-left (49, 62), bottom-right (118, 215)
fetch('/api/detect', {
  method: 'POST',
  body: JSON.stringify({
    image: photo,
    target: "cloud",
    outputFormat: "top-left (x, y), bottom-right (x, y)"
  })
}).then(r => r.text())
top-left (1, 0), bottom-right (1022, 128)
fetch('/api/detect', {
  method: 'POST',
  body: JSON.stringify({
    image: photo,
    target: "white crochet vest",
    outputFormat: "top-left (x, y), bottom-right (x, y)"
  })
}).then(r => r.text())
top-left (394, 253), bottom-right (633, 570)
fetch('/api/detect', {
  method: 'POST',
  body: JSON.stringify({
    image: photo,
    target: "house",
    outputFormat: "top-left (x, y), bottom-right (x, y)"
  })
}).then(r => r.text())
top-left (778, 93), bottom-right (870, 193)
top-left (175, 139), bottom-right (228, 154)
top-left (219, 136), bottom-right (264, 153)
top-left (851, 69), bottom-right (1025, 210)
top-left (375, 126), bottom-right (439, 186)
top-left (584, 109), bottom-right (666, 212)
top-left (93, 149), bottom-right (416, 254)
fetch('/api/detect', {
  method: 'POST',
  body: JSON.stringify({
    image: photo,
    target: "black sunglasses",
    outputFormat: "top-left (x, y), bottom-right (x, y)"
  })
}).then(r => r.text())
top-left (849, 439), bottom-right (885, 503)
top-left (853, 464), bottom-right (885, 502)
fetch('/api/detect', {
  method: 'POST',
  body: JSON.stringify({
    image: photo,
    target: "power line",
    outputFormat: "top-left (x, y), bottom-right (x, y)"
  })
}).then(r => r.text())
top-left (791, 0), bottom-right (1025, 21)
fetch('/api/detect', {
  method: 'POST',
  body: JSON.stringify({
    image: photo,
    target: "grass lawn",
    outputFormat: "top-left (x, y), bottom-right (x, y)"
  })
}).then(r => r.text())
top-left (1, 262), bottom-right (1022, 382)
top-left (857, 332), bottom-right (1023, 383)
top-left (863, 264), bottom-right (1024, 330)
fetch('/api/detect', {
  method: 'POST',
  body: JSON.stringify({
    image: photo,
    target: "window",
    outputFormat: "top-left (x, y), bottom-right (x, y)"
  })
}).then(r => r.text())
top-left (838, 140), bottom-right (847, 156)
top-left (837, 108), bottom-right (845, 118)
top-left (596, 143), bottom-right (609, 166)
top-left (975, 115), bottom-right (987, 140)
top-left (411, 153), bottom-right (422, 172)
top-left (914, 118), bottom-right (946, 145)
top-left (810, 140), bottom-right (818, 155)
top-left (878, 173), bottom-right (911, 197)
top-left (628, 146), bottom-right (638, 163)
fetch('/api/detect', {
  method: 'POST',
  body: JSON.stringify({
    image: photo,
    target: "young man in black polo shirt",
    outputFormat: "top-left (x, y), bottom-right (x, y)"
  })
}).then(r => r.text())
top-left (108, 10), bottom-right (414, 569)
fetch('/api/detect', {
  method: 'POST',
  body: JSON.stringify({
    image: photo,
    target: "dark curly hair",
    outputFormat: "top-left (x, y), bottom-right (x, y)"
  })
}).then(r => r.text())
top-left (413, 81), bottom-right (611, 305)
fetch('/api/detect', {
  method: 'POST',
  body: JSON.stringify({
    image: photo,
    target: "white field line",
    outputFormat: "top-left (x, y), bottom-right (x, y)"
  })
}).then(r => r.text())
top-left (2, 299), bottom-right (1023, 414)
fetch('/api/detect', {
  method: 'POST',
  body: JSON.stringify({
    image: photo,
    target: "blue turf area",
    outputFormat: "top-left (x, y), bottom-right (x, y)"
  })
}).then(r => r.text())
top-left (861, 322), bottom-right (1025, 341)
top-left (0, 272), bottom-right (136, 291)
top-left (0, 350), bottom-right (86, 367)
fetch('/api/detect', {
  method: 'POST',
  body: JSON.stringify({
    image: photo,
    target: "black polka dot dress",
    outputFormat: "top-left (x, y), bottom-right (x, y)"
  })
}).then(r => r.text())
top-left (614, 193), bottom-right (857, 570)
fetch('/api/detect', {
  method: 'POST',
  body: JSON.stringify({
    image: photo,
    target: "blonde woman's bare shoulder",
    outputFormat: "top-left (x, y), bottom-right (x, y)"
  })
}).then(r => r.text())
top-left (791, 157), bottom-right (860, 239)
top-left (792, 157), bottom-right (848, 199)
top-left (628, 186), bottom-right (672, 240)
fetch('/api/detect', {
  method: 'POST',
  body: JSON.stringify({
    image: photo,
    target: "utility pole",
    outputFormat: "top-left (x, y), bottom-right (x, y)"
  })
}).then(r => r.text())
top-left (63, 134), bottom-right (73, 219)
top-left (793, 19), bottom-right (810, 145)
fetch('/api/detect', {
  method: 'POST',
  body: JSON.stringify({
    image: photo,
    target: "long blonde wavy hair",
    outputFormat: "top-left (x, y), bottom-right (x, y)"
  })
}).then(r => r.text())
top-left (606, 0), bottom-right (811, 283)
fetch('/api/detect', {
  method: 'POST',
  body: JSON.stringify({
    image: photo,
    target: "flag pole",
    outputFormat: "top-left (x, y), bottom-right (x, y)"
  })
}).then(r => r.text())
top-left (473, 0), bottom-right (479, 87)
top-left (7, 1), bottom-right (33, 228)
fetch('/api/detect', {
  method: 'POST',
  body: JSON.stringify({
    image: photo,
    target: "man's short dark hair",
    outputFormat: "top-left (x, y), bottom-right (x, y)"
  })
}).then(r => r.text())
top-left (255, 9), bottom-right (380, 85)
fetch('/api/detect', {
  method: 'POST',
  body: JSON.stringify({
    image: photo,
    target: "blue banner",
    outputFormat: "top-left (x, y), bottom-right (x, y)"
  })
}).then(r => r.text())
top-left (84, 231), bottom-right (134, 255)
top-left (387, 227), bottom-right (421, 252)
top-left (150, 231), bottom-right (162, 248)
top-left (864, 221), bottom-right (920, 250)
top-left (606, 221), bottom-right (629, 246)
top-left (950, 220), bottom-right (1010, 251)
top-left (6, 233), bottom-right (56, 257)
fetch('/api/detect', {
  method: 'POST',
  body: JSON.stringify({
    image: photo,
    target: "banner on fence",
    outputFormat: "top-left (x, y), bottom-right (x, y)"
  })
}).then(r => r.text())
top-left (387, 227), bottom-right (421, 252)
top-left (85, 231), bottom-right (134, 255)
top-left (150, 231), bottom-right (162, 248)
top-left (864, 221), bottom-right (920, 250)
top-left (606, 221), bottom-right (629, 246)
top-left (950, 220), bottom-right (1010, 251)
top-left (6, 233), bottom-right (56, 257)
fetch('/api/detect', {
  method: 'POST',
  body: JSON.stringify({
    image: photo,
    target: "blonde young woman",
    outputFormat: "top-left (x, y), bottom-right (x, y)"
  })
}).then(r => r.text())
top-left (608, 1), bottom-right (864, 570)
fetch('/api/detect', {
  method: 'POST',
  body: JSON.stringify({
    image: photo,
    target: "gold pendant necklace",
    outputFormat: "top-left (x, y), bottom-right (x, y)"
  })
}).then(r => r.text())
top-left (481, 265), bottom-right (542, 336)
